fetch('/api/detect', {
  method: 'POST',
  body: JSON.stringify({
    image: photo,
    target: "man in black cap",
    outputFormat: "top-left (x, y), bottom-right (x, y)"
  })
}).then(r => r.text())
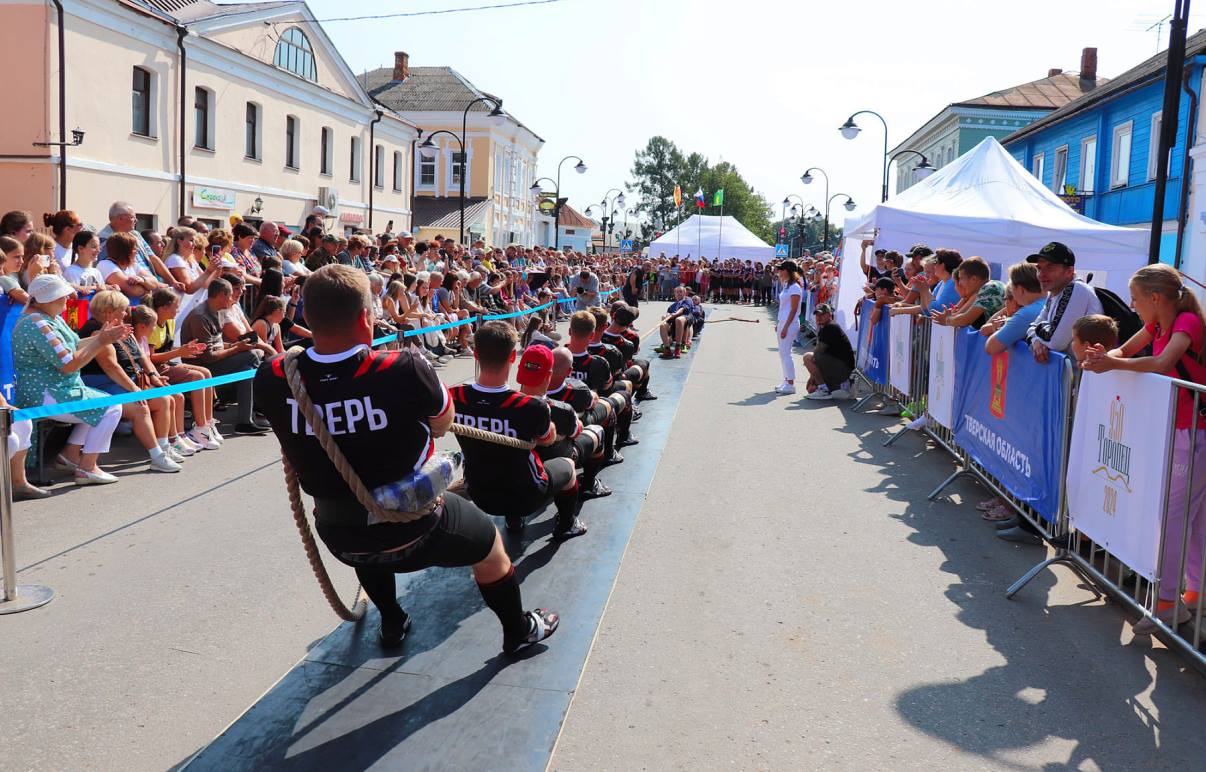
top-left (1024, 241), bottom-right (1102, 364)
top-left (803, 303), bottom-right (855, 400)
top-left (906, 243), bottom-right (934, 276)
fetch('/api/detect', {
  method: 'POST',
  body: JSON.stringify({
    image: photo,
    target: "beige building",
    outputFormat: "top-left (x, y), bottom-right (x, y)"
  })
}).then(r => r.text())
top-left (364, 53), bottom-right (544, 246)
top-left (0, 0), bottom-right (419, 234)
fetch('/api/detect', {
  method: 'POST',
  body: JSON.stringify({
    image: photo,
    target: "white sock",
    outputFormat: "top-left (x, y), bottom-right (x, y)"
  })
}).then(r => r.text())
top-left (149, 445), bottom-right (166, 461)
top-left (157, 438), bottom-right (170, 451)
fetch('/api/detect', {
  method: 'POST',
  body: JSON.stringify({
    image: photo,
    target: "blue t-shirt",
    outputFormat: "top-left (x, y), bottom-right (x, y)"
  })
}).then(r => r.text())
top-left (928, 278), bottom-right (960, 313)
top-left (992, 297), bottom-right (1044, 349)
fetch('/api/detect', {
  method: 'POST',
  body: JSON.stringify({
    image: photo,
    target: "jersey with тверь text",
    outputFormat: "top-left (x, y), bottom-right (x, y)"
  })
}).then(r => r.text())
top-left (451, 383), bottom-right (553, 496)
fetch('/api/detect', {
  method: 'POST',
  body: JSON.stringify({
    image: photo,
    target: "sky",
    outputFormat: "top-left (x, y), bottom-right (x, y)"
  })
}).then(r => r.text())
top-left (313, 0), bottom-right (1205, 228)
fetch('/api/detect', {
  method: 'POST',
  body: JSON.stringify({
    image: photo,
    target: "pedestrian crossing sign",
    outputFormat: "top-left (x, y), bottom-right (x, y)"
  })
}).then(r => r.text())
top-left (775, 244), bottom-right (789, 257)
top-left (620, 239), bottom-right (634, 251)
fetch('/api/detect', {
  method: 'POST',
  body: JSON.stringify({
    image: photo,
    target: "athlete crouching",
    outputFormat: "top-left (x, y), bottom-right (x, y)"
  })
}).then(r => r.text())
top-left (452, 321), bottom-right (588, 540)
top-left (546, 348), bottom-right (626, 465)
top-left (565, 312), bottom-right (639, 454)
top-left (254, 265), bottom-right (557, 654)
top-left (602, 302), bottom-right (656, 401)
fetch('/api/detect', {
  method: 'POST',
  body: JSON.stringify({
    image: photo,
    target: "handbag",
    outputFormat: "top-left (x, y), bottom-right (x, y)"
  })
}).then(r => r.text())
top-left (117, 337), bottom-right (152, 390)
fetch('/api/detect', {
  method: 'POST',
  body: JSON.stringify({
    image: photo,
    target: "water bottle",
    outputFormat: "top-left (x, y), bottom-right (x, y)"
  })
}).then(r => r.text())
top-left (371, 451), bottom-right (463, 513)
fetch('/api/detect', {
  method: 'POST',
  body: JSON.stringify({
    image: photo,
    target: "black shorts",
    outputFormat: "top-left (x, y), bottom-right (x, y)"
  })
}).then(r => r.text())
top-left (318, 493), bottom-right (496, 570)
top-left (583, 402), bottom-right (610, 426)
top-left (622, 288), bottom-right (639, 307)
top-left (469, 456), bottom-right (575, 517)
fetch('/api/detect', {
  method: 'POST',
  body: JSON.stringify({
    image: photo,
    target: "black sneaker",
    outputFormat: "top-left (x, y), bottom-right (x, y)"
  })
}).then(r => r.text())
top-left (553, 518), bottom-right (588, 541)
top-left (630, 409), bottom-right (643, 421)
top-left (234, 422), bottom-right (269, 435)
top-left (379, 613), bottom-right (412, 648)
top-left (579, 479), bottom-right (612, 500)
top-left (617, 435), bottom-right (640, 448)
top-left (636, 391), bottom-right (658, 401)
top-left (503, 608), bottom-right (559, 656)
top-left (253, 417), bottom-right (272, 431)
top-left (505, 514), bottom-right (525, 533)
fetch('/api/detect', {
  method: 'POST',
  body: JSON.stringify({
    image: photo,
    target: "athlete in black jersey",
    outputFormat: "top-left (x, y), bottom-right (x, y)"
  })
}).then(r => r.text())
top-left (254, 265), bottom-right (557, 654)
top-left (604, 303), bottom-right (656, 400)
top-left (566, 311), bottom-right (639, 453)
top-left (453, 321), bottom-right (587, 539)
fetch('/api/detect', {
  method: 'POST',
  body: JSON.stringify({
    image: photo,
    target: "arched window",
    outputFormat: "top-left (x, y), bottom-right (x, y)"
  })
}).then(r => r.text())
top-left (273, 27), bottom-right (317, 81)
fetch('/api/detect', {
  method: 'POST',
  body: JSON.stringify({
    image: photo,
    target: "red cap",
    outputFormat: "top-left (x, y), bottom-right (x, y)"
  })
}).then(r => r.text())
top-left (516, 345), bottom-right (553, 387)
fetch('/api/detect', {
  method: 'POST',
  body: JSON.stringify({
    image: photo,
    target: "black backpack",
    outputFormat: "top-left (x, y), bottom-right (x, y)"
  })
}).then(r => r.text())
top-left (1085, 273), bottom-right (1144, 344)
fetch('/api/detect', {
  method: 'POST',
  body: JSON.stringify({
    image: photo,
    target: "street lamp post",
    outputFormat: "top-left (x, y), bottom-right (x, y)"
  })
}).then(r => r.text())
top-left (418, 95), bottom-right (506, 245)
top-left (530, 155), bottom-right (588, 250)
top-left (800, 167), bottom-right (831, 250)
top-left (585, 188), bottom-right (626, 255)
top-left (827, 193), bottom-right (858, 233)
top-left (838, 110), bottom-right (890, 203)
top-left (783, 194), bottom-right (807, 257)
top-left (888, 149), bottom-right (935, 193)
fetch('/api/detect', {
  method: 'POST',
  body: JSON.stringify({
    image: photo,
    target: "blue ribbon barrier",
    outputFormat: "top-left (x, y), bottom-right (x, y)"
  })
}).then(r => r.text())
top-left (482, 300), bottom-right (555, 321)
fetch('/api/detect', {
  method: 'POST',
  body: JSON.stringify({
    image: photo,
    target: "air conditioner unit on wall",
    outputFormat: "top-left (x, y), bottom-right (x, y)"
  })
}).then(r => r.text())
top-left (317, 187), bottom-right (339, 212)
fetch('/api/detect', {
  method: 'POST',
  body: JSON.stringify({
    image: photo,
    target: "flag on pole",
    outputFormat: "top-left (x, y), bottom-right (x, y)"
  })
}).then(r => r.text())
top-left (694, 188), bottom-right (705, 208)
top-left (712, 189), bottom-right (724, 207)
top-left (673, 185), bottom-right (682, 208)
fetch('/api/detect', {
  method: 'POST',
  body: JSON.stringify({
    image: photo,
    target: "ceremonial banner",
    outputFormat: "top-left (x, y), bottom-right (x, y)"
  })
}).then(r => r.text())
top-left (855, 299), bottom-right (889, 386)
top-left (927, 322), bottom-right (957, 428)
top-left (889, 315), bottom-right (912, 395)
top-left (952, 332), bottom-right (1067, 523)
top-left (1067, 370), bottom-right (1175, 580)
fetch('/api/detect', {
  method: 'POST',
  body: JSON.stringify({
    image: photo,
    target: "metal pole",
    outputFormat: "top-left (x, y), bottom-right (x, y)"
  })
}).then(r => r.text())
top-left (0, 407), bottom-right (54, 614)
top-left (1149, 0), bottom-right (1191, 264)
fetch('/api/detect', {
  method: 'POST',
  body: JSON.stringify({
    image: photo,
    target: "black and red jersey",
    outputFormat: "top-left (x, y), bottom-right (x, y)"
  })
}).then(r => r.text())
top-left (537, 397), bottom-right (582, 462)
top-left (570, 349), bottom-right (613, 393)
top-left (254, 345), bottom-right (448, 537)
top-left (601, 329), bottom-right (637, 364)
top-left (451, 383), bottom-right (554, 496)
top-left (547, 377), bottom-right (595, 414)
top-left (588, 341), bottom-right (626, 377)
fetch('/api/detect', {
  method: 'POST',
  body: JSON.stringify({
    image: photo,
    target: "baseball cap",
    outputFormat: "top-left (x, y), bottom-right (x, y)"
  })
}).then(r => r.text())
top-left (398, 230), bottom-right (413, 239)
top-left (813, 302), bottom-right (834, 316)
top-left (516, 345), bottom-right (554, 387)
top-left (613, 303), bottom-right (639, 327)
top-left (278, 225), bottom-right (292, 237)
top-left (28, 274), bottom-right (75, 304)
top-left (907, 244), bottom-right (933, 258)
top-left (1026, 241), bottom-right (1075, 266)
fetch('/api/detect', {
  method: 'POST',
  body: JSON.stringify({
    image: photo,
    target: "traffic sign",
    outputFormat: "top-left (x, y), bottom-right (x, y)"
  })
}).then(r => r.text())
top-left (620, 239), bottom-right (634, 251)
top-left (775, 244), bottom-right (789, 257)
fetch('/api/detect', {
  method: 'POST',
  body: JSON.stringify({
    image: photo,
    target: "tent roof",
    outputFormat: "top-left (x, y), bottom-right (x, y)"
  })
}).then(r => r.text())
top-left (647, 215), bottom-right (774, 260)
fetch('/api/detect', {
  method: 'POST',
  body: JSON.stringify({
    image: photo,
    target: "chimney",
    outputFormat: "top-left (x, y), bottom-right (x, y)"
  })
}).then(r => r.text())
top-left (1080, 47), bottom-right (1098, 84)
top-left (1047, 68), bottom-right (1063, 77)
top-left (393, 51), bottom-right (410, 82)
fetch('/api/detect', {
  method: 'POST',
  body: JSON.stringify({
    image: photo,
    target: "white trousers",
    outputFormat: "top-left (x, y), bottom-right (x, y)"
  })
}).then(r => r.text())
top-left (41, 392), bottom-right (123, 455)
top-left (7, 419), bottom-right (31, 455)
top-left (778, 323), bottom-right (800, 382)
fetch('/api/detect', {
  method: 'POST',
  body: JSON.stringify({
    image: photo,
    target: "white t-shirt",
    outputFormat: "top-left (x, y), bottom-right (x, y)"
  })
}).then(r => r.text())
top-left (778, 283), bottom-right (803, 326)
top-left (165, 254), bottom-right (201, 283)
top-left (97, 259), bottom-right (139, 282)
top-left (53, 242), bottom-right (71, 271)
top-left (63, 263), bottom-right (104, 289)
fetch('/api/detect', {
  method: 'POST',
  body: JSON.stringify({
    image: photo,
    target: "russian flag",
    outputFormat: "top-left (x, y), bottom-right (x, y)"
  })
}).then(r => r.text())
top-left (694, 188), bottom-right (705, 208)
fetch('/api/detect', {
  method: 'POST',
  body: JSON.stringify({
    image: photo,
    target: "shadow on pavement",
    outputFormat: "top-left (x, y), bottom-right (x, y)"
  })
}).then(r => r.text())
top-left (827, 405), bottom-right (1206, 769)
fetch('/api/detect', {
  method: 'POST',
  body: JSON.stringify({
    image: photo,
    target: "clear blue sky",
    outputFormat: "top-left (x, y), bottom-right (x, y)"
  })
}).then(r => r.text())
top-left (312, 0), bottom-right (1203, 225)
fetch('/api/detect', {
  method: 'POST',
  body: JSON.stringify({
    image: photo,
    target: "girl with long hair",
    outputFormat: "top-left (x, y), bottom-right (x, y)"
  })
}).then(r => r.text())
top-left (774, 259), bottom-right (804, 394)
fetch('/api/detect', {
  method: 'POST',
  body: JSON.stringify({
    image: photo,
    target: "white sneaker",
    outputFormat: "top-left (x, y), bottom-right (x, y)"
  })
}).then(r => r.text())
top-left (187, 428), bottom-right (221, 451)
top-left (171, 438), bottom-right (196, 458)
top-left (149, 454), bottom-right (182, 473)
top-left (177, 435), bottom-right (202, 453)
top-left (165, 446), bottom-right (186, 464)
top-left (831, 386), bottom-right (851, 400)
top-left (206, 424), bottom-right (225, 444)
top-left (775, 383), bottom-right (797, 395)
top-left (807, 385), bottom-right (833, 401)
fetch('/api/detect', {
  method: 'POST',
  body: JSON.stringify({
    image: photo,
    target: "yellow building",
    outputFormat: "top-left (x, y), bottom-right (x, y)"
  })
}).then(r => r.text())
top-left (364, 53), bottom-right (544, 246)
top-left (0, 0), bottom-right (418, 234)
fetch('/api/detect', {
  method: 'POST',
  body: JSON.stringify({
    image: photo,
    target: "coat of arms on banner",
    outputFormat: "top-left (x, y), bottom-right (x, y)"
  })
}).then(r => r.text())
top-left (989, 352), bottom-right (1008, 419)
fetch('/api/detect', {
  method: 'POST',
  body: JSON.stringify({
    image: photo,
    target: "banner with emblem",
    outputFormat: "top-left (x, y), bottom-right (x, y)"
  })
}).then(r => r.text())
top-left (927, 322), bottom-right (957, 428)
top-left (855, 299), bottom-right (889, 386)
top-left (952, 331), bottom-right (1068, 523)
top-left (1067, 370), bottom-right (1175, 580)
top-left (889, 315), bottom-right (912, 395)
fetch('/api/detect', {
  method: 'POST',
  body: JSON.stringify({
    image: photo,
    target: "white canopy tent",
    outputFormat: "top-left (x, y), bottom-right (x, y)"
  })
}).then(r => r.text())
top-left (647, 214), bottom-right (775, 263)
top-left (833, 137), bottom-right (1148, 339)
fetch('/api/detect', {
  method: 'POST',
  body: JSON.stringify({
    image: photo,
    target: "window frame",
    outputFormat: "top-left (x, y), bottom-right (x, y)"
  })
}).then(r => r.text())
top-left (349, 136), bottom-right (361, 183)
top-left (1052, 145), bottom-right (1069, 194)
top-left (393, 150), bottom-right (403, 192)
top-left (244, 102), bottom-right (262, 161)
top-left (418, 149), bottom-right (436, 188)
top-left (1080, 135), bottom-right (1097, 194)
top-left (1110, 120), bottom-right (1133, 189)
top-left (1148, 111), bottom-right (1163, 181)
top-left (273, 26), bottom-right (318, 82)
top-left (132, 66), bottom-right (154, 138)
top-left (193, 86), bottom-right (214, 150)
top-left (373, 144), bottom-right (385, 189)
top-left (284, 115), bottom-right (300, 170)
top-left (1032, 152), bottom-right (1045, 185)
top-left (320, 127), bottom-right (333, 176)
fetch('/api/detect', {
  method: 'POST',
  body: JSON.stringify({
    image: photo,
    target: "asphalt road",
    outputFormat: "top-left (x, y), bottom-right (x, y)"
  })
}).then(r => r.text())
top-left (4, 308), bottom-right (1206, 771)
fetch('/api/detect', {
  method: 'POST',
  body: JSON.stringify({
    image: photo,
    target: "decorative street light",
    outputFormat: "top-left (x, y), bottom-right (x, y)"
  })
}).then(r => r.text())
top-left (783, 194), bottom-right (808, 257)
top-left (800, 167), bottom-right (833, 250)
top-left (586, 188), bottom-right (625, 254)
top-left (838, 110), bottom-right (890, 202)
top-left (888, 149), bottom-right (936, 192)
top-left (419, 95), bottom-right (505, 244)
top-left (529, 155), bottom-right (587, 250)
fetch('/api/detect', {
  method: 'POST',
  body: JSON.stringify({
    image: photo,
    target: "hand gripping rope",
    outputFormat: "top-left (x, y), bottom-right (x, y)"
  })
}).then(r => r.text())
top-left (279, 347), bottom-right (536, 620)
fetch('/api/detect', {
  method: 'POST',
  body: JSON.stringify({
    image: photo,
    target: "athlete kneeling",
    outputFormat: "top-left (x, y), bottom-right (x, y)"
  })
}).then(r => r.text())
top-left (254, 265), bottom-right (557, 654)
top-left (452, 321), bottom-right (587, 540)
top-left (603, 302), bottom-right (656, 401)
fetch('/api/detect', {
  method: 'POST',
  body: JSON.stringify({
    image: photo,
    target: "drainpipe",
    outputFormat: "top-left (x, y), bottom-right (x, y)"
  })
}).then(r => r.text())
top-left (1175, 59), bottom-right (1204, 269)
top-left (176, 25), bottom-right (187, 221)
top-left (410, 129), bottom-right (421, 237)
top-left (51, 0), bottom-right (67, 209)
top-left (368, 109), bottom-right (382, 231)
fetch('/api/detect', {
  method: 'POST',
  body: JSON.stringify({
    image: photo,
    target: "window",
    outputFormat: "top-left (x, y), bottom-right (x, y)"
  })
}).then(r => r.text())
top-left (244, 102), bottom-right (261, 160)
top-left (273, 26), bottom-right (317, 81)
top-left (1111, 121), bottom-right (1133, 188)
top-left (1052, 145), bottom-right (1068, 193)
top-left (285, 115), bottom-right (299, 169)
top-left (451, 150), bottom-right (466, 185)
top-left (419, 150), bottom-right (435, 187)
top-left (193, 87), bottom-right (212, 150)
top-left (374, 144), bottom-right (385, 188)
top-left (1080, 135), bottom-right (1097, 194)
top-left (349, 136), bottom-right (361, 182)
top-left (132, 66), bottom-right (153, 136)
top-left (134, 213), bottom-right (156, 232)
top-left (393, 151), bottom-right (403, 192)
top-left (320, 127), bottom-right (333, 175)
top-left (1149, 111), bottom-right (1163, 181)
top-left (1032, 152), bottom-right (1045, 185)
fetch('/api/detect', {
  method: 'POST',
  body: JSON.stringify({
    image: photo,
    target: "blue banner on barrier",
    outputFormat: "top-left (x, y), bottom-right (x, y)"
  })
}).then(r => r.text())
top-left (952, 330), bottom-right (1067, 523)
top-left (855, 299), bottom-right (889, 386)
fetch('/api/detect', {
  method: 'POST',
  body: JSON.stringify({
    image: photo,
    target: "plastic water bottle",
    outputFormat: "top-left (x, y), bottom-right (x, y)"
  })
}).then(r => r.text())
top-left (371, 451), bottom-right (462, 513)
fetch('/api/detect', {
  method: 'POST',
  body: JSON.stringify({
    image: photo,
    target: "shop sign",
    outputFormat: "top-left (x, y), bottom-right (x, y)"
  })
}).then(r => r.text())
top-left (192, 186), bottom-right (237, 210)
top-left (339, 211), bottom-right (365, 225)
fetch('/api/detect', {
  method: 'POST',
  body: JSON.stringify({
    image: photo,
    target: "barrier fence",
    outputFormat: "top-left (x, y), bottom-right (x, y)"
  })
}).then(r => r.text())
top-left (0, 289), bottom-right (616, 613)
top-left (849, 313), bottom-right (1206, 671)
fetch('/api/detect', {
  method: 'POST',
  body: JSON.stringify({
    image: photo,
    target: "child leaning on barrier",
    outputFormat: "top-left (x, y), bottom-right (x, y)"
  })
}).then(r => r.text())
top-left (1081, 264), bottom-right (1206, 635)
top-left (1070, 315), bottom-right (1118, 366)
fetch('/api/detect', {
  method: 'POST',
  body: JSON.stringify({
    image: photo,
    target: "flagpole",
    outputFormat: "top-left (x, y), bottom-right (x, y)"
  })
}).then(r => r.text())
top-left (696, 201), bottom-right (702, 259)
top-left (717, 197), bottom-right (724, 261)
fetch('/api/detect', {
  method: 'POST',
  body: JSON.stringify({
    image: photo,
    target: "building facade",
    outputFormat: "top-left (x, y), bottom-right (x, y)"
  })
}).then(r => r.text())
top-left (365, 53), bottom-right (544, 246)
top-left (0, 0), bottom-right (418, 234)
top-left (892, 49), bottom-right (1106, 193)
top-left (1003, 33), bottom-right (1206, 269)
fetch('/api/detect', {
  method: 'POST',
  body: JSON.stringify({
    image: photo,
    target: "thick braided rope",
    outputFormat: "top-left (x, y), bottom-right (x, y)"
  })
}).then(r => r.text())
top-left (448, 422), bottom-right (535, 450)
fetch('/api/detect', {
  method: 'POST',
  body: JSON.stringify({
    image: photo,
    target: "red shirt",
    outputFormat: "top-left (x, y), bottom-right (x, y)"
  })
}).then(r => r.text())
top-left (1148, 311), bottom-right (1206, 429)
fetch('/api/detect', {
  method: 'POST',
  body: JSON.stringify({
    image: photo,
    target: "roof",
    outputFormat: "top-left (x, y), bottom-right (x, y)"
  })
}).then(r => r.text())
top-left (557, 204), bottom-right (595, 229)
top-left (362, 66), bottom-right (543, 141)
top-left (952, 71), bottom-right (1109, 110)
top-left (412, 197), bottom-right (491, 230)
top-left (1006, 28), bottom-right (1206, 144)
top-left (133, 0), bottom-right (301, 24)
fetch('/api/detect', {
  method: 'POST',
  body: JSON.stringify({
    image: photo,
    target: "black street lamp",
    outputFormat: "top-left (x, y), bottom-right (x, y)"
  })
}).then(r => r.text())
top-left (585, 188), bottom-right (626, 254)
top-left (783, 194), bottom-right (807, 257)
top-left (800, 167), bottom-right (832, 250)
top-left (530, 154), bottom-right (587, 250)
top-left (827, 193), bottom-right (858, 230)
top-left (888, 149), bottom-right (936, 193)
top-left (419, 95), bottom-right (506, 244)
top-left (839, 110), bottom-right (890, 202)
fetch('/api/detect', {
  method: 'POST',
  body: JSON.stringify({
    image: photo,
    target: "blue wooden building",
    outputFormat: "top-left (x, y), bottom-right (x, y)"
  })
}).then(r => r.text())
top-left (1003, 30), bottom-right (1206, 267)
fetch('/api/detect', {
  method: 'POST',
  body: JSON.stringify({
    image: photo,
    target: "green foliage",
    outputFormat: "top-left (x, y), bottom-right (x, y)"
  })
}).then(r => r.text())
top-left (627, 136), bottom-right (774, 244)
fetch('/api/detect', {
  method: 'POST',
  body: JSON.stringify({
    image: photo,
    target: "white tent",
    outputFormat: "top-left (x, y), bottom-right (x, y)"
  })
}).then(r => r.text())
top-left (841, 137), bottom-right (1147, 300)
top-left (647, 214), bottom-right (775, 263)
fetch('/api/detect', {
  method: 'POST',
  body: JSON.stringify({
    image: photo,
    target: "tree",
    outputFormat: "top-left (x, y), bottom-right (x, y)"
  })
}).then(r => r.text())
top-left (628, 136), bottom-right (684, 232)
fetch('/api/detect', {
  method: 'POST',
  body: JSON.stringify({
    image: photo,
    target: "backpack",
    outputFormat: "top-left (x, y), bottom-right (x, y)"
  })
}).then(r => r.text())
top-left (1084, 274), bottom-right (1144, 345)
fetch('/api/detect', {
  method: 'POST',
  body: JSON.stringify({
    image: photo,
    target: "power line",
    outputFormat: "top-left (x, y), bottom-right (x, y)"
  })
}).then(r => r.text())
top-left (249, 0), bottom-right (570, 26)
